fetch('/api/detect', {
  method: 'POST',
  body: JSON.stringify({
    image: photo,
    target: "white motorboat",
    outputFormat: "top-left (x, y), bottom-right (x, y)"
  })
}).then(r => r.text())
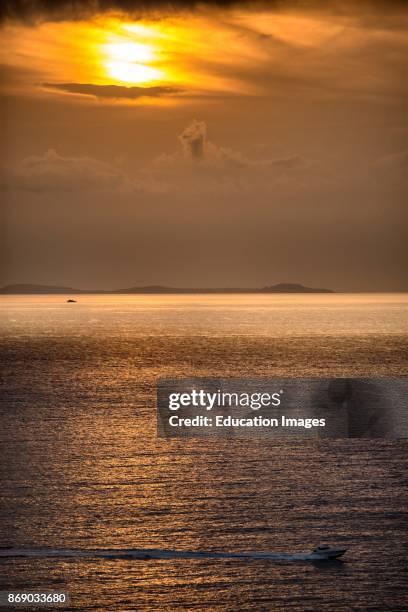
top-left (312, 544), bottom-right (347, 559)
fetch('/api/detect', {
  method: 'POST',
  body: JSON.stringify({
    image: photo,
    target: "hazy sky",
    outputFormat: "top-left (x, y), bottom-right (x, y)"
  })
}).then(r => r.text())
top-left (0, 0), bottom-right (407, 290)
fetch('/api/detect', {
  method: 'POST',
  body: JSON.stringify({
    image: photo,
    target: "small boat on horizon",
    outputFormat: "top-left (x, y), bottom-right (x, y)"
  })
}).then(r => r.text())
top-left (66, 299), bottom-right (77, 303)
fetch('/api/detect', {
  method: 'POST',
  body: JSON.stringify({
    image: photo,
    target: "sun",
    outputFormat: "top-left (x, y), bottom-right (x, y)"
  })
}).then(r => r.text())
top-left (106, 59), bottom-right (162, 84)
top-left (103, 40), bottom-right (163, 84)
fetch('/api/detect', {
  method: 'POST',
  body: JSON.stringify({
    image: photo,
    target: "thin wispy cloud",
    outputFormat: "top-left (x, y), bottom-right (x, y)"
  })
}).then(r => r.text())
top-left (42, 82), bottom-right (182, 99)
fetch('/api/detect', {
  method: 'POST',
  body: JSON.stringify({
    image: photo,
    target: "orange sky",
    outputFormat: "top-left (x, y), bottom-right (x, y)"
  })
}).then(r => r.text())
top-left (1, 5), bottom-right (406, 103)
top-left (0, 1), bottom-right (407, 290)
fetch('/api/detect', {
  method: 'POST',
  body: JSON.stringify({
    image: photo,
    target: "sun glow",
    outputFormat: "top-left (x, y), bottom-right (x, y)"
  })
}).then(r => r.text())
top-left (0, 12), bottom-right (277, 99)
top-left (102, 39), bottom-right (163, 84)
top-left (106, 60), bottom-right (162, 83)
top-left (104, 41), bottom-right (154, 63)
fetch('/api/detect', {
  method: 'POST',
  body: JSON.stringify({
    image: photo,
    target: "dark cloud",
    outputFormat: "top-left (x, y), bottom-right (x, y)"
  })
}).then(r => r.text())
top-left (42, 82), bottom-right (182, 99)
top-left (1, 1), bottom-right (407, 25)
top-left (0, 0), bottom-right (249, 24)
top-left (175, 120), bottom-right (304, 169)
top-left (179, 120), bottom-right (206, 159)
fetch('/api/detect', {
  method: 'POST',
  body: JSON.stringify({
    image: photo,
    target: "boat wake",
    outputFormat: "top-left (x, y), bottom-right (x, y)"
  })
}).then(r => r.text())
top-left (0, 547), bottom-right (342, 562)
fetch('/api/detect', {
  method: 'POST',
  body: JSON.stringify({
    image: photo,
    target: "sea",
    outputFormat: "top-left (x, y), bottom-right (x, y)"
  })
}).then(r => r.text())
top-left (0, 294), bottom-right (407, 611)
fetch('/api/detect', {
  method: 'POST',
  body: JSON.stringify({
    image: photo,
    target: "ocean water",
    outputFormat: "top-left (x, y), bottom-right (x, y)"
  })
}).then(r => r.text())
top-left (0, 294), bottom-right (407, 611)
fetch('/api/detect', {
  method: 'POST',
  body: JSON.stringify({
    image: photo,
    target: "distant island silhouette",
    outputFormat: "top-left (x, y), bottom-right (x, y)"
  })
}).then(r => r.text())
top-left (0, 283), bottom-right (334, 294)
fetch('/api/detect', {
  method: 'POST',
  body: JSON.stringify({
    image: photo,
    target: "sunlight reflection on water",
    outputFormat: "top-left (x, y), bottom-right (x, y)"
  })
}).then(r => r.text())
top-left (0, 294), bottom-right (407, 609)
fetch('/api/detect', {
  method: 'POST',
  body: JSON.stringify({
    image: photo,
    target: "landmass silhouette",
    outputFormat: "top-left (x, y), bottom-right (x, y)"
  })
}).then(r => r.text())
top-left (0, 283), bottom-right (334, 294)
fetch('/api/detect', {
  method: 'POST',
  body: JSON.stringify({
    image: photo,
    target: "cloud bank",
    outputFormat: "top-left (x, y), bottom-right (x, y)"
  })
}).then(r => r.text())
top-left (177, 120), bottom-right (302, 169)
top-left (3, 149), bottom-right (134, 192)
top-left (1, 121), bottom-right (308, 195)
top-left (1, 120), bottom-right (405, 200)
